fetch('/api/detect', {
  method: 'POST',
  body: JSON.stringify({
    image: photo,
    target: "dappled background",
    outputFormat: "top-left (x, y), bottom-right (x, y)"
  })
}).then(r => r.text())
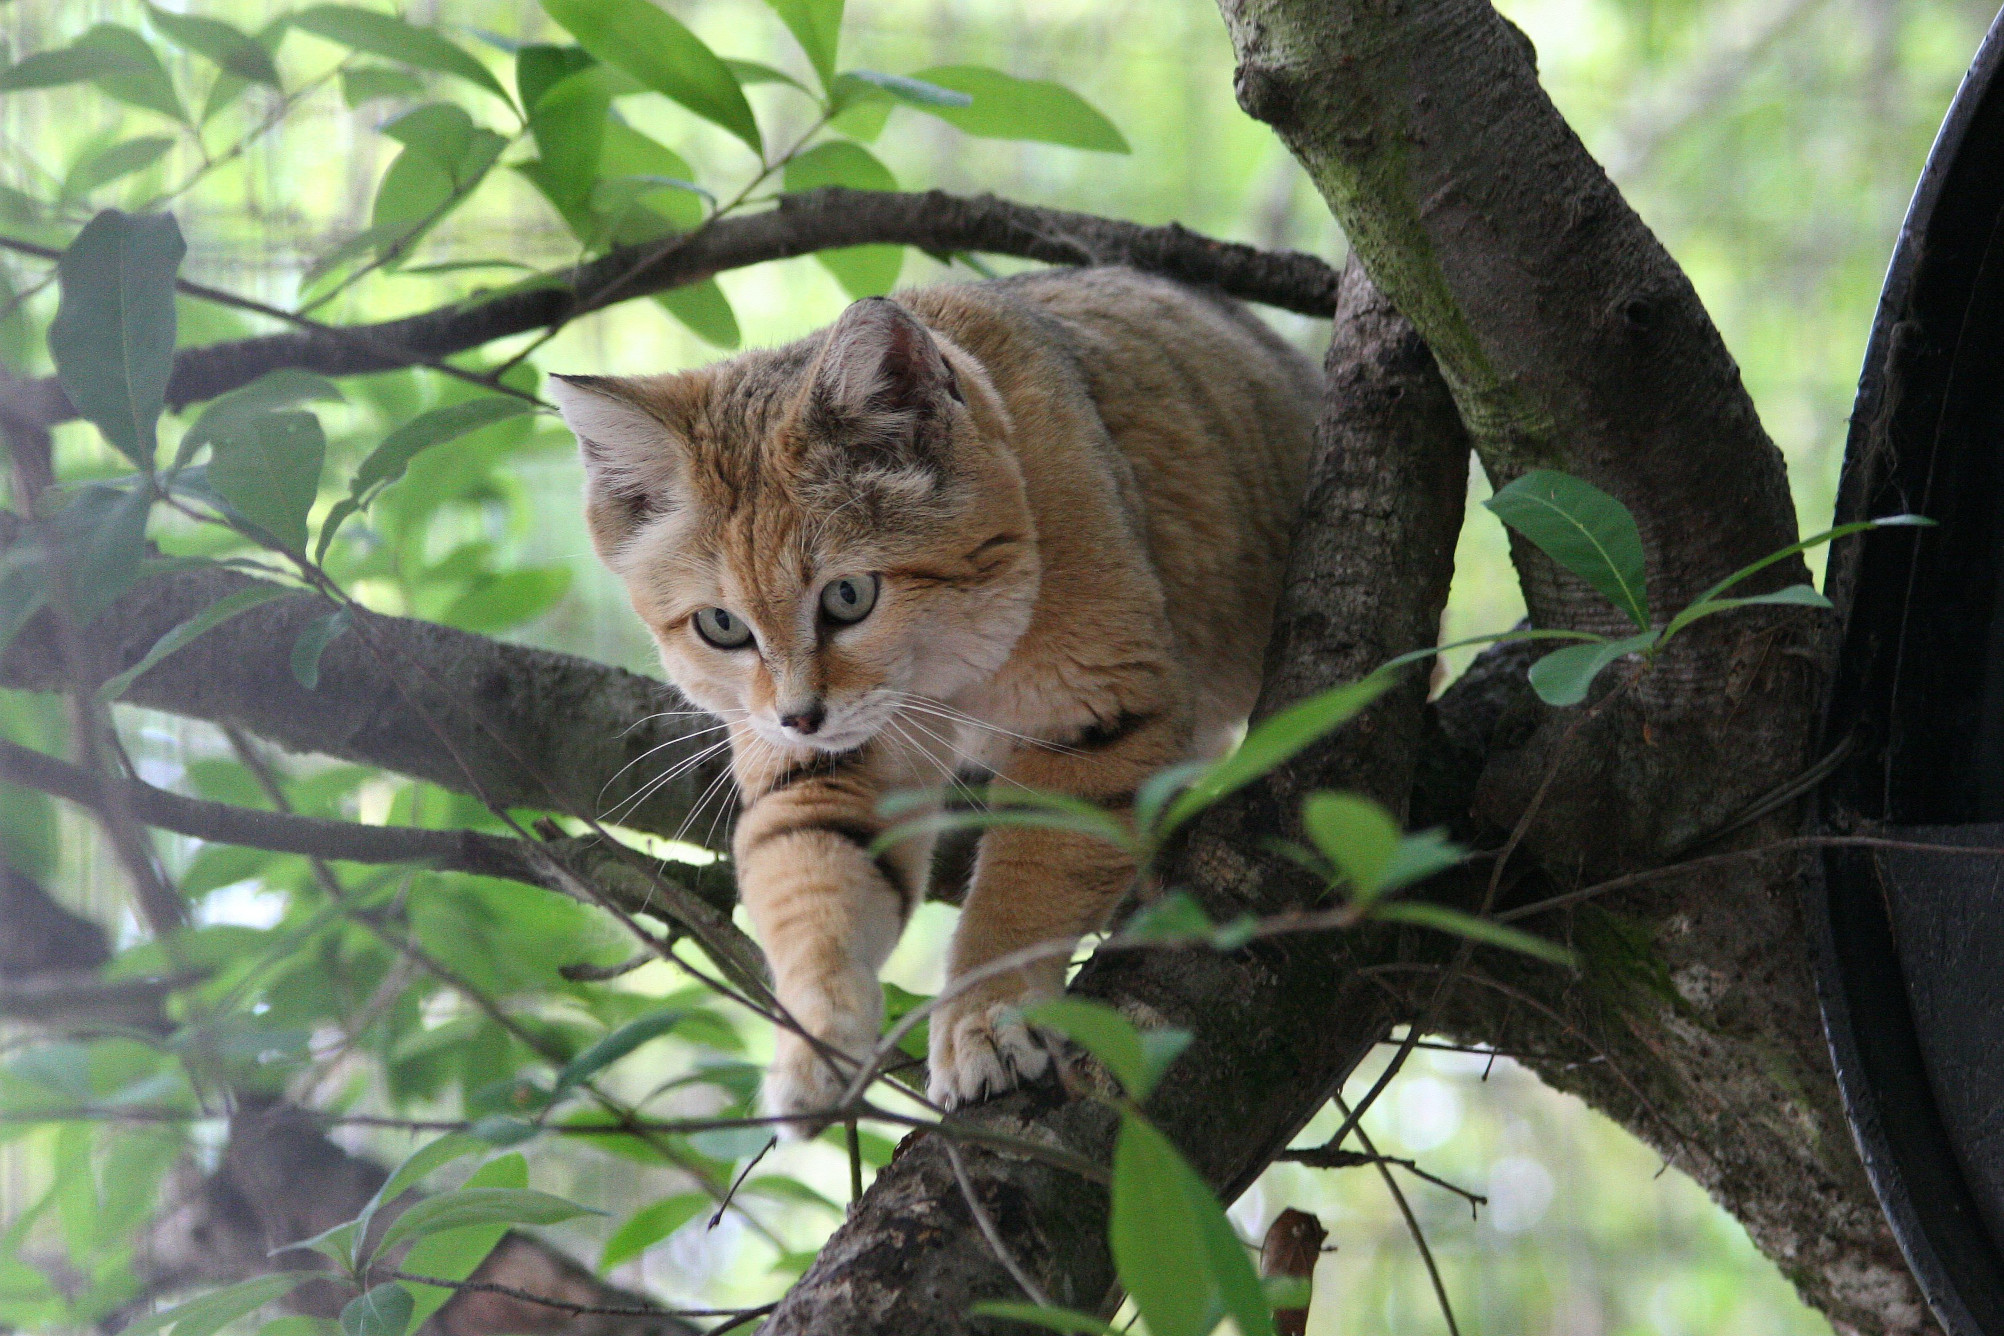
top-left (0, 0), bottom-right (1990, 1330)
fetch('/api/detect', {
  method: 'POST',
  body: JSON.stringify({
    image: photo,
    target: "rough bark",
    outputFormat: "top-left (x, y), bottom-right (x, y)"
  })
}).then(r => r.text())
top-left (764, 259), bottom-right (1471, 1333)
top-left (3, 188), bottom-right (1339, 428)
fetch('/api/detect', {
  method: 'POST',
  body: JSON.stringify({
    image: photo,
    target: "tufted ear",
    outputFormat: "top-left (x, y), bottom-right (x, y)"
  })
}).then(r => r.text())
top-left (550, 374), bottom-right (684, 554)
top-left (806, 298), bottom-right (961, 466)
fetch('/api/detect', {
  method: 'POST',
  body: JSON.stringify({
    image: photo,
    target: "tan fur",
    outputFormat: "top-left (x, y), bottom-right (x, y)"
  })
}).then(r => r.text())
top-left (552, 268), bottom-right (1318, 1126)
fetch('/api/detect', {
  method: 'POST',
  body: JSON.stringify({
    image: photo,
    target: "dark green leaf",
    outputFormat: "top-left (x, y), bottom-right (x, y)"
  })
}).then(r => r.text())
top-left (1024, 997), bottom-right (1188, 1102)
top-left (1485, 470), bottom-right (1651, 630)
top-left (784, 140), bottom-right (901, 297)
top-left (760, 0), bottom-right (843, 86)
top-left (541, 0), bottom-right (761, 152)
top-left (339, 1284), bottom-right (412, 1336)
top-left (1159, 674), bottom-right (1394, 836)
top-left (145, 5), bottom-right (280, 87)
top-left (400, 1154), bottom-right (525, 1331)
top-left (907, 65), bottom-right (1126, 152)
top-left (62, 136), bottom-right (176, 202)
top-left (373, 1187), bottom-right (600, 1259)
top-left (175, 369), bottom-right (345, 469)
top-left (321, 397), bottom-right (533, 559)
top-left (1111, 1113), bottom-right (1272, 1336)
top-left (1661, 583), bottom-right (1832, 641)
top-left (117, 1272), bottom-right (311, 1336)
top-left (342, 66), bottom-right (424, 107)
top-left (1527, 630), bottom-right (1659, 707)
top-left (0, 25), bottom-right (186, 122)
top-left (1667, 514), bottom-right (1933, 634)
top-left (526, 68), bottom-right (612, 217)
top-left (1118, 891), bottom-right (1216, 945)
top-left (207, 410), bottom-right (325, 551)
top-left (292, 6), bottom-right (510, 105)
top-left (355, 1133), bottom-right (489, 1254)
top-left (515, 43), bottom-right (597, 111)
top-left (290, 609), bottom-right (350, 690)
top-left (967, 1303), bottom-right (1124, 1335)
top-left (1370, 901), bottom-right (1575, 966)
top-left (554, 1010), bottom-right (688, 1094)
top-left (98, 586), bottom-right (294, 702)
top-left (49, 484), bottom-right (153, 625)
top-left (50, 209), bottom-right (186, 467)
top-left (599, 1192), bottom-right (707, 1274)
top-left (654, 279), bottom-right (740, 350)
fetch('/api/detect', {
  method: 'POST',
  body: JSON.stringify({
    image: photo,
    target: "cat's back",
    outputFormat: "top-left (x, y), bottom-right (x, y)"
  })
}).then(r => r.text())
top-left (902, 268), bottom-right (1321, 730)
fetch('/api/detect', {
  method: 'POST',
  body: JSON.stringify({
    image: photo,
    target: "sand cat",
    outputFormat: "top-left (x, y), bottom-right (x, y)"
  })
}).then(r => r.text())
top-left (552, 267), bottom-right (1317, 1127)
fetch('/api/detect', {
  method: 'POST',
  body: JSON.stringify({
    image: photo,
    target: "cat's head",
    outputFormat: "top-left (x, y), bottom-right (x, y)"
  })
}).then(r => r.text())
top-left (553, 297), bottom-right (1039, 755)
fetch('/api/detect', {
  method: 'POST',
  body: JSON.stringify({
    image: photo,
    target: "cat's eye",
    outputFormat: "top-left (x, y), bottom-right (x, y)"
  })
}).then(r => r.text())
top-left (693, 606), bottom-right (754, 649)
top-left (820, 574), bottom-right (879, 626)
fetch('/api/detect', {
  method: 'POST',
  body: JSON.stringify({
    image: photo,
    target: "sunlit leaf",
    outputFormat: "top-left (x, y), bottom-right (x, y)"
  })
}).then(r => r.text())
top-left (1158, 674), bottom-right (1394, 836)
top-left (1025, 997), bottom-right (1189, 1102)
top-left (785, 140), bottom-right (902, 297)
top-left (49, 209), bottom-right (186, 467)
top-left (62, 136), bottom-right (176, 202)
top-left (1111, 1113), bottom-right (1272, 1336)
top-left (98, 586), bottom-right (295, 702)
top-left (541, 0), bottom-right (760, 151)
top-left (655, 279), bottom-right (741, 350)
top-left (599, 1192), bottom-right (707, 1274)
top-left (761, 0), bottom-right (844, 86)
top-left (292, 6), bottom-right (511, 106)
top-left (1485, 470), bottom-right (1651, 630)
top-left (1526, 630), bottom-right (1659, 707)
top-left (515, 43), bottom-right (598, 111)
top-left (117, 1272), bottom-right (312, 1336)
top-left (145, 5), bottom-right (280, 88)
top-left (526, 68), bottom-right (612, 217)
top-left (907, 64), bottom-right (1127, 152)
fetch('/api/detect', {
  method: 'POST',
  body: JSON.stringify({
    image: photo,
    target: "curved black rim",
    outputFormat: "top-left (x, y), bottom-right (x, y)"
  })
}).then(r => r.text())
top-left (1818, 9), bottom-right (2004, 1334)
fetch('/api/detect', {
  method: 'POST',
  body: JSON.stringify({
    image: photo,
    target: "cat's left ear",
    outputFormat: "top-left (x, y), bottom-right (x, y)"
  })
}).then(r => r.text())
top-left (550, 374), bottom-right (685, 555)
top-left (807, 298), bottom-right (962, 460)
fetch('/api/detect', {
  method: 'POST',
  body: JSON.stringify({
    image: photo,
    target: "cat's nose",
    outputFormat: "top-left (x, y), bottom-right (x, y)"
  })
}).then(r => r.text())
top-left (779, 701), bottom-right (826, 735)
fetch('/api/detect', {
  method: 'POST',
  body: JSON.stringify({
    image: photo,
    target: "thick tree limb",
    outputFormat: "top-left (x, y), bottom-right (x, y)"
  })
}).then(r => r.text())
top-left (766, 260), bottom-right (1471, 1333)
top-left (5, 189), bottom-right (1339, 427)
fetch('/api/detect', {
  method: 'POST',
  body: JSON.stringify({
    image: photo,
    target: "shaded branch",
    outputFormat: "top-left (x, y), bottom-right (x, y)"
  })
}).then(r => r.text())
top-left (7, 188), bottom-right (1340, 427)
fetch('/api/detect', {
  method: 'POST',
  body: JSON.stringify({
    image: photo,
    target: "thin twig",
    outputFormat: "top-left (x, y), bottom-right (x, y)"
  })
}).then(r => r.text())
top-left (1335, 1095), bottom-right (1460, 1336)
top-left (944, 1137), bottom-right (1056, 1308)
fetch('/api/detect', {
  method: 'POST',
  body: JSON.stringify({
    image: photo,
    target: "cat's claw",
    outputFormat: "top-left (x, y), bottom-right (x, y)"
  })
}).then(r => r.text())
top-left (928, 988), bottom-right (1053, 1109)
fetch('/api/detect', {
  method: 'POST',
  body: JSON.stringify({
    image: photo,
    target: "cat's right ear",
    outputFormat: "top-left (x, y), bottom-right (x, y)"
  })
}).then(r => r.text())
top-left (550, 374), bottom-right (684, 552)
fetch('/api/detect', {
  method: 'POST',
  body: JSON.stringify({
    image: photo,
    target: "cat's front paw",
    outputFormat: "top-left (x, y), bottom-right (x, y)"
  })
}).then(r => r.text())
top-left (761, 1009), bottom-right (876, 1139)
top-left (927, 981), bottom-right (1054, 1109)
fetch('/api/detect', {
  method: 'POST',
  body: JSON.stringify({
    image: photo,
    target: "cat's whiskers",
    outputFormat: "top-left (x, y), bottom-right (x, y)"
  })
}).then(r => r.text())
top-left (894, 692), bottom-right (1084, 758)
top-left (619, 707), bottom-right (745, 739)
top-left (597, 720), bottom-right (739, 803)
top-left (603, 734), bottom-right (733, 824)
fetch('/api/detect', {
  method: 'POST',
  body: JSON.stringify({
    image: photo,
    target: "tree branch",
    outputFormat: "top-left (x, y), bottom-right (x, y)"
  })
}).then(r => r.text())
top-left (6, 188), bottom-right (1340, 427)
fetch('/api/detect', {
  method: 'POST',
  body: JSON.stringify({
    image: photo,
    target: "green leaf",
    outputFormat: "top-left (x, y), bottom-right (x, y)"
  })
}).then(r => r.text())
top-left (444, 566), bottom-right (571, 633)
top-left (175, 369), bottom-right (345, 469)
top-left (339, 1284), bottom-right (412, 1336)
top-left (516, 44), bottom-right (598, 111)
top-left (1661, 583), bottom-right (1833, 641)
top-left (372, 1187), bottom-right (600, 1260)
top-left (907, 65), bottom-right (1127, 152)
top-left (1118, 891), bottom-right (1216, 945)
top-left (1111, 1113), bottom-right (1272, 1336)
top-left (50, 209), bottom-right (186, 468)
top-left (272, 1219), bottom-right (357, 1269)
top-left (399, 1153), bottom-right (525, 1331)
top-left (968, 1303), bottom-right (1125, 1335)
top-left (145, 5), bottom-right (280, 88)
top-left (0, 25), bottom-right (186, 122)
top-left (526, 68), bottom-right (612, 217)
top-left (368, 104), bottom-right (507, 264)
top-left (1378, 827), bottom-right (1466, 897)
top-left (292, 6), bottom-right (511, 106)
top-left (48, 484), bottom-right (154, 626)
top-left (290, 609), bottom-right (350, 690)
top-left (118, 1272), bottom-right (313, 1336)
top-left (541, 0), bottom-right (760, 151)
top-left (318, 396), bottom-right (532, 559)
top-left (835, 69), bottom-right (971, 108)
top-left (257, 1321), bottom-right (342, 1336)
top-left (1379, 626), bottom-right (1602, 673)
top-left (99, 586), bottom-right (294, 702)
top-left (785, 140), bottom-right (901, 297)
top-left (208, 410), bottom-right (325, 551)
top-left (352, 1132), bottom-right (490, 1269)
top-left (599, 1192), bottom-right (707, 1274)
top-left (63, 136), bottom-right (176, 202)
top-left (342, 66), bottom-right (424, 107)
top-left (1666, 514), bottom-right (1933, 635)
top-left (1370, 901), bottom-right (1575, 966)
top-left (554, 1010), bottom-right (688, 1095)
top-left (655, 279), bottom-right (740, 350)
top-left (761, 0), bottom-right (843, 86)
top-left (1300, 791), bottom-right (1398, 899)
top-left (1024, 998), bottom-right (1189, 1102)
top-left (199, 16), bottom-right (288, 123)
top-left (1526, 630), bottom-right (1659, 707)
top-left (1158, 674), bottom-right (1394, 836)
top-left (1485, 470), bottom-right (1651, 630)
